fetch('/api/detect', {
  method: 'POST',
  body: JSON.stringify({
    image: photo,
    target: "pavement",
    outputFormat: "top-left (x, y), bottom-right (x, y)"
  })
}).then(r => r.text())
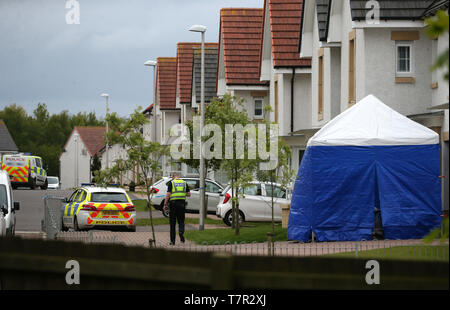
top-left (12, 188), bottom-right (445, 258)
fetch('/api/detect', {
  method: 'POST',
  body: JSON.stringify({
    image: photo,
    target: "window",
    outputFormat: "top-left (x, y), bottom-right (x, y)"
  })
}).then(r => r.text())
top-left (396, 44), bottom-right (412, 74)
top-left (184, 179), bottom-right (199, 191)
top-left (265, 185), bottom-right (286, 199)
top-left (318, 48), bottom-right (324, 120)
top-left (206, 181), bottom-right (221, 193)
top-left (71, 190), bottom-right (81, 202)
top-left (254, 99), bottom-right (264, 119)
top-left (274, 80), bottom-right (279, 123)
top-left (78, 190), bottom-right (87, 202)
top-left (90, 192), bottom-right (129, 203)
top-left (0, 185), bottom-right (8, 207)
top-left (348, 31), bottom-right (356, 106)
top-left (240, 184), bottom-right (262, 196)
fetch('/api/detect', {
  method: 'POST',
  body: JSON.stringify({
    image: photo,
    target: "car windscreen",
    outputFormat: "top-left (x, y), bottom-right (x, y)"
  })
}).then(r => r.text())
top-left (90, 192), bottom-right (129, 203)
top-left (47, 177), bottom-right (59, 184)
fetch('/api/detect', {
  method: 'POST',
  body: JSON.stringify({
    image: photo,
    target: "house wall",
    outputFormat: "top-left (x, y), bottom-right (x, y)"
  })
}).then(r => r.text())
top-left (59, 131), bottom-right (91, 189)
top-left (363, 27), bottom-right (433, 116)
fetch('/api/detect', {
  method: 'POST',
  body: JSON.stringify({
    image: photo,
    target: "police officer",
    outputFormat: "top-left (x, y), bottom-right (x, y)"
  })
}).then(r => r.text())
top-left (163, 172), bottom-right (190, 245)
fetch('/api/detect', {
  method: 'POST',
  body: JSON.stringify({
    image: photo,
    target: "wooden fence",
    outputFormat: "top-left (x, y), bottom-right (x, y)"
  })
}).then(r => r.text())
top-left (0, 237), bottom-right (448, 290)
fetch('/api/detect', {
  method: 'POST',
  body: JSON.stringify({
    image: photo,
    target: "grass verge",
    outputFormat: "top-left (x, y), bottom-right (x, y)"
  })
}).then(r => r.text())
top-left (185, 222), bottom-right (287, 245)
top-left (328, 245), bottom-right (449, 262)
top-left (132, 200), bottom-right (156, 212)
top-left (136, 217), bottom-right (224, 226)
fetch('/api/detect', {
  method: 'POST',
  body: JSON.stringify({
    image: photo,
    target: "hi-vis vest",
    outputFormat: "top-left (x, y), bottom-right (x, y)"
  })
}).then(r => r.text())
top-left (170, 179), bottom-right (187, 201)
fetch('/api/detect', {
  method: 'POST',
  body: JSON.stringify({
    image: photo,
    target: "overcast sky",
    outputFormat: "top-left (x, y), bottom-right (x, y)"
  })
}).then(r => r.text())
top-left (0, 0), bottom-right (263, 118)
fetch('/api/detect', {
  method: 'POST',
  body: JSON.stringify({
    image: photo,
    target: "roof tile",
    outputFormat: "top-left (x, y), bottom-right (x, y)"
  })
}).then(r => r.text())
top-left (157, 57), bottom-right (178, 110)
top-left (219, 8), bottom-right (268, 86)
top-left (267, 0), bottom-right (312, 68)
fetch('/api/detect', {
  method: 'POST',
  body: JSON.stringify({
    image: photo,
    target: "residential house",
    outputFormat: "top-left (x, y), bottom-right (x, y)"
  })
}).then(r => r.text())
top-left (176, 43), bottom-right (219, 177)
top-left (259, 0), bottom-right (312, 177)
top-left (299, 0), bottom-right (449, 213)
top-left (0, 120), bottom-right (19, 160)
top-left (59, 126), bottom-right (106, 189)
top-left (217, 8), bottom-right (270, 119)
top-left (155, 57), bottom-right (181, 177)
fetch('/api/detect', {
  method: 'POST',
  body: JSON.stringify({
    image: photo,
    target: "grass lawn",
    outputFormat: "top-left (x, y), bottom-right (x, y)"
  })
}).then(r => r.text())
top-left (132, 200), bottom-right (156, 212)
top-left (185, 222), bottom-right (287, 245)
top-left (136, 216), bottom-right (224, 226)
top-left (329, 245), bottom-right (449, 262)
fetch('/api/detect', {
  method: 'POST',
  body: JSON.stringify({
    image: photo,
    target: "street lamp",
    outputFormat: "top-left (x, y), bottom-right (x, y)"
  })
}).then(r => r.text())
top-left (100, 93), bottom-right (110, 170)
top-left (190, 24), bottom-right (206, 231)
top-left (74, 132), bottom-right (79, 187)
top-left (144, 60), bottom-right (157, 143)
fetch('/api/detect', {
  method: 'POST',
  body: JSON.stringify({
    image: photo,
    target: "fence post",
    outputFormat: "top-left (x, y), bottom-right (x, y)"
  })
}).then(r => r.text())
top-left (210, 252), bottom-right (234, 290)
top-left (267, 232), bottom-right (274, 256)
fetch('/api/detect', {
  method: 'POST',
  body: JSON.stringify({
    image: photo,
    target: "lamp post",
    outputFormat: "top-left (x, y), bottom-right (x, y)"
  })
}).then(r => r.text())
top-left (100, 93), bottom-right (109, 170)
top-left (74, 132), bottom-right (79, 187)
top-left (189, 24), bottom-right (206, 230)
top-left (144, 60), bottom-right (157, 143)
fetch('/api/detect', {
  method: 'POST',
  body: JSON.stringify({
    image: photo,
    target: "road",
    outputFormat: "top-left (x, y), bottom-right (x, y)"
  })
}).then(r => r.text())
top-left (13, 188), bottom-right (72, 232)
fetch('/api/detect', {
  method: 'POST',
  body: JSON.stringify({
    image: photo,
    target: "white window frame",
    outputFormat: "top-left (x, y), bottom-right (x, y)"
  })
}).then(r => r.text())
top-left (254, 98), bottom-right (264, 119)
top-left (395, 42), bottom-right (413, 76)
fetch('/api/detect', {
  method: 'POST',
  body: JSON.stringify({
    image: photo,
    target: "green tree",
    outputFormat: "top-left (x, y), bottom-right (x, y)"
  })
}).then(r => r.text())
top-left (94, 108), bottom-right (169, 242)
top-left (425, 10), bottom-right (449, 81)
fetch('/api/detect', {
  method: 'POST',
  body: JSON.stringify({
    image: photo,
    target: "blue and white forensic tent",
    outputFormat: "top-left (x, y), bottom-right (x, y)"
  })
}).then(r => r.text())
top-left (288, 95), bottom-right (442, 242)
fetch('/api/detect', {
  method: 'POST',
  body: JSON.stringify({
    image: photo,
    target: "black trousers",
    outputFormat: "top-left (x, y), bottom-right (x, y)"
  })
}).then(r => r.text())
top-left (169, 200), bottom-right (186, 243)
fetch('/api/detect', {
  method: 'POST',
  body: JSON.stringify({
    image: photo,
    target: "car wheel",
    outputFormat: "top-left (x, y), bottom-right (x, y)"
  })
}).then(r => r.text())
top-left (73, 216), bottom-right (79, 231)
top-left (161, 201), bottom-right (169, 218)
top-left (29, 178), bottom-right (36, 190)
top-left (223, 210), bottom-right (244, 227)
top-left (41, 179), bottom-right (48, 190)
top-left (61, 219), bottom-right (68, 232)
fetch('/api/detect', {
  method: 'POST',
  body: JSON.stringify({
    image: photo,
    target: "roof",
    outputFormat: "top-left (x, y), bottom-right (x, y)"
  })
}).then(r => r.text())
top-left (316, 0), bottom-right (331, 42)
top-left (266, 0), bottom-right (312, 67)
top-left (157, 57), bottom-right (178, 110)
top-left (74, 127), bottom-right (106, 157)
top-left (192, 47), bottom-right (219, 104)
top-left (308, 95), bottom-right (439, 147)
top-left (350, 0), bottom-right (443, 21)
top-left (0, 120), bottom-right (19, 152)
top-left (219, 8), bottom-right (268, 85)
top-left (177, 42), bottom-right (219, 104)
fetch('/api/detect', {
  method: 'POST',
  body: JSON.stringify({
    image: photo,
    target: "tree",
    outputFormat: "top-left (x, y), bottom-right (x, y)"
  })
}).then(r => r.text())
top-left (256, 105), bottom-right (293, 233)
top-left (425, 10), bottom-right (449, 81)
top-left (90, 153), bottom-right (102, 182)
top-left (94, 108), bottom-right (169, 243)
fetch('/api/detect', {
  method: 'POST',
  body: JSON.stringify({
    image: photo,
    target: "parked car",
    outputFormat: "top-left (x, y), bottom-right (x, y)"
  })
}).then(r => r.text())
top-left (61, 185), bottom-right (136, 232)
top-left (46, 176), bottom-right (60, 190)
top-left (150, 177), bottom-right (224, 217)
top-left (216, 181), bottom-right (291, 226)
top-left (0, 170), bottom-right (20, 236)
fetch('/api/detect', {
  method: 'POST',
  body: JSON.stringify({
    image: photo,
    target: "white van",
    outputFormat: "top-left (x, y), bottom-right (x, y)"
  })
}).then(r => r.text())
top-left (0, 170), bottom-right (20, 236)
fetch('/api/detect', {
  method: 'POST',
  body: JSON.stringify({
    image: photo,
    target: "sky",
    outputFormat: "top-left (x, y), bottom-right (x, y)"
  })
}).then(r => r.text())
top-left (0, 0), bottom-right (263, 118)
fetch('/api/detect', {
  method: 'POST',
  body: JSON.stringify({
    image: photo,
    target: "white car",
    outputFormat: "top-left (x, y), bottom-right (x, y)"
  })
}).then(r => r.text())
top-left (46, 176), bottom-right (60, 190)
top-left (0, 170), bottom-right (20, 236)
top-left (216, 182), bottom-right (291, 226)
top-left (150, 177), bottom-right (224, 217)
top-left (61, 186), bottom-right (136, 232)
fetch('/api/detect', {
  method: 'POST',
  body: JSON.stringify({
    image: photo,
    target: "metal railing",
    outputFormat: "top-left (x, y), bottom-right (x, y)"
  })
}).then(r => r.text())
top-left (42, 195), bottom-right (65, 239)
